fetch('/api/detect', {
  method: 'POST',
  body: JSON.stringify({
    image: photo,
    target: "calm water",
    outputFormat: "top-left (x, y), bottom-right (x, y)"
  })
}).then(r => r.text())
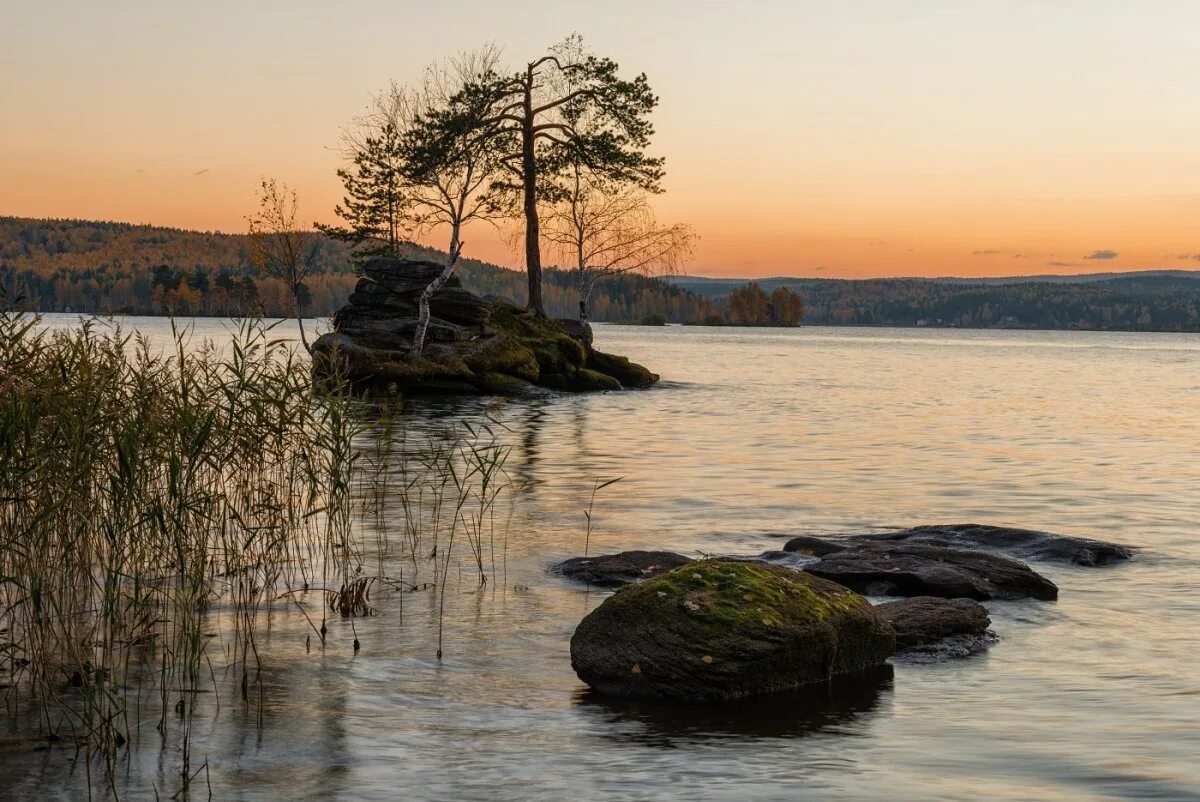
top-left (5, 317), bottom-right (1200, 801)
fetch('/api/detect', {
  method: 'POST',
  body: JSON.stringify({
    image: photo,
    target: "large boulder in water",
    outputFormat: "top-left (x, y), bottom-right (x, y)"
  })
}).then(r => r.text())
top-left (553, 550), bottom-right (691, 588)
top-left (805, 541), bottom-right (1058, 601)
top-left (875, 596), bottom-right (993, 656)
top-left (570, 560), bottom-right (895, 700)
top-left (311, 257), bottom-right (659, 396)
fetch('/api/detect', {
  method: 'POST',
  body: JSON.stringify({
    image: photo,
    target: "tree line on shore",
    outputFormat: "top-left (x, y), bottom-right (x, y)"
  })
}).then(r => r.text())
top-left (0, 215), bottom-right (796, 325)
top-left (795, 275), bottom-right (1200, 331)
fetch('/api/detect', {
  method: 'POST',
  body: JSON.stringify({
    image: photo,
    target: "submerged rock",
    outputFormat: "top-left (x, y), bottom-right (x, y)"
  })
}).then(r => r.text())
top-left (553, 550), bottom-right (690, 588)
top-left (860, 523), bottom-right (1133, 566)
top-left (805, 541), bottom-right (1058, 601)
top-left (875, 596), bottom-right (993, 656)
top-left (782, 535), bottom-right (849, 557)
top-left (570, 560), bottom-right (895, 700)
top-left (311, 258), bottom-right (659, 396)
top-left (782, 524), bottom-right (1132, 567)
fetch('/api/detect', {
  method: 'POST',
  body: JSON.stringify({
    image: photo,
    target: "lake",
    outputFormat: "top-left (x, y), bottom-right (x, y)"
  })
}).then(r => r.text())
top-left (4, 317), bottom-right (1200, 801)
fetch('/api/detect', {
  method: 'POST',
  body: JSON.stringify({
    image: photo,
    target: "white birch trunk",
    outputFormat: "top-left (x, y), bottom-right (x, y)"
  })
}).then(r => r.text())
top-left (411, 226), bottom-right (461, 358)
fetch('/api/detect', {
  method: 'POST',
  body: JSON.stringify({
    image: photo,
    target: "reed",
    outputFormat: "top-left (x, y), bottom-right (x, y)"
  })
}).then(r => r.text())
top-left (0, 310), bottom-right (513, 798)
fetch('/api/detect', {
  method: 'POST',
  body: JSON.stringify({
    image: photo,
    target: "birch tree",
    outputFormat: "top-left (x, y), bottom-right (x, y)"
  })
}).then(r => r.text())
top-left (399, 50), bottom-right (510, 357)
top-left (247, 179), bottom-right (318, 352)
top-left (543, 167), bottom-right (694, 323)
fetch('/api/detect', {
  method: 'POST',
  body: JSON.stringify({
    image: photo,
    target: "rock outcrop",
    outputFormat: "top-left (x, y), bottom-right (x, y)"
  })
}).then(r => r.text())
top-left (311, 258), bottom-right (659, 395)
top-left (553, 550), bottom-right (691, 588)
top-left (875, 596), bottom-right (994, 656)
top-left (570, 560), bottom-right (895, 700)
top-left (804, 541), bottom-right (1058, 601)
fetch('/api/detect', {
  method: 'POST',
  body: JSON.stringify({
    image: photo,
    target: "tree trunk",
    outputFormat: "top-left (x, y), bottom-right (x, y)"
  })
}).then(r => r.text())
top-left (411, 229), bottom-right (461, 358)
top-left (522, 74), bottom-right (544, 316)
top-left (292, 287), bottom-right (311, 354)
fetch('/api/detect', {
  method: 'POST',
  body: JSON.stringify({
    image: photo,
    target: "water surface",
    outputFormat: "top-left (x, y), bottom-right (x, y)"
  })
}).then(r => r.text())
top-left (5, 318), bottom-right (1199, 801)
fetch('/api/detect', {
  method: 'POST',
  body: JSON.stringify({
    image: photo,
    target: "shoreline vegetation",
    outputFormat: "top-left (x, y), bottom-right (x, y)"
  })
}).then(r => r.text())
top-left (5, 216), bottom-right (1200, 331)
top-left (0, 310), bottom-right (520, 795)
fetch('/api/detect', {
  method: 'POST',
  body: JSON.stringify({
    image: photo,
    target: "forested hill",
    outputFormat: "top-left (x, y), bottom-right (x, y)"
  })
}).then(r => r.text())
top-left (8, 216), bottom-right (1200, 330)
top-left (673, 273), bottom-right (1200, 331)
top-left (0, 216), bottom-right (712, 322)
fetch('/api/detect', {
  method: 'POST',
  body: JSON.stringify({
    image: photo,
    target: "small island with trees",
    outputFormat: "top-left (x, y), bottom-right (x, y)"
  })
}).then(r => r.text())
top-left (291, 38), bottom-right (692, 394)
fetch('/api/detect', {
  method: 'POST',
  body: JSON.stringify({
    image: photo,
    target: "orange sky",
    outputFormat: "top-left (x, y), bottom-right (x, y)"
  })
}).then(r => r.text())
top-left (5, 1), bottom-right (1200, 278)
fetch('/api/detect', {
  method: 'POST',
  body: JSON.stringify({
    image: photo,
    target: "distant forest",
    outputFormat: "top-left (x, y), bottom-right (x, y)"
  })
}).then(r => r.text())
top-left (795, 275), bottom-right (1200, 331)
top-left (5, 217), bottom-right (1200, 331)
top-left (675, 273), bottom-right (1200, 332)
top-left (0, 217), bottom-right (718, 323)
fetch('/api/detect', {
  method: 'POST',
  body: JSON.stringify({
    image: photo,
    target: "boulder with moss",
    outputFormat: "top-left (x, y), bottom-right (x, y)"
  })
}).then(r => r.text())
top-left (570, 559), bottom-right (895, 700)
top-left (312, 257), bottom-right (659, 395)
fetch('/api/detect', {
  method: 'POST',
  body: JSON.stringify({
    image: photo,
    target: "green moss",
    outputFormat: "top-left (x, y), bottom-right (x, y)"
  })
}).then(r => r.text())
top-left (586, 351), bottom-right (658, 389)
top-left (539, 368), bottom-right (621, 392)
top-left (607, 559), bottom-right (871, 632)
top-left (463, 334), bottom-right (540, 381)
top-left (476, 371), bottom-right (535, 395)
top-left (483, 302), bottom-right (588, 378)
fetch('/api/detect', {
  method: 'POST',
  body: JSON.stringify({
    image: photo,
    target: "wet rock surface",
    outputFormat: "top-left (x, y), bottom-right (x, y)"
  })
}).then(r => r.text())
top-left (805, 541), bottom-right (1058, 601)
top-left (311, 258), bottom-right (659, 395)
top-left (782, 524), bottom-right (1133, 567)
top-left (858, 523), bottom-right (1133, 566)
top-left (875, 596), bottom-right (993, 655)
top-left (570, 560), bottom-right (895, 700)
top-left (553, 551), bottom-right (691, 588)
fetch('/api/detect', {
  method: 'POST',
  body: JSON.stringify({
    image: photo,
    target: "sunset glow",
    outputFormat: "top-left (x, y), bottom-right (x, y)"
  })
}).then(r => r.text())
top-left (5, 0), bottom-right (1200, 277)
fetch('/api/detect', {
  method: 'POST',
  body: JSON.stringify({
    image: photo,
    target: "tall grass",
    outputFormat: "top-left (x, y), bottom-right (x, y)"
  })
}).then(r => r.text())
top-left (0, 310), bottom-right (512, 798)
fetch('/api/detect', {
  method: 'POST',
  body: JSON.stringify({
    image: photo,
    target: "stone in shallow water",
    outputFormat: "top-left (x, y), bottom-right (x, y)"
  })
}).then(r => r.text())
top-left (553, 550), bottom-right (690, 588)
top-left (782, 535), bottom-right (849, 557)
top-left (859, 523), bottom-right (1133, 566)
top-left (874, 596), bottom-right (993, 656)
top-left (805, 541), bottom-right (1058, 601)
top-left (570, 560), bottom-right (895, 700)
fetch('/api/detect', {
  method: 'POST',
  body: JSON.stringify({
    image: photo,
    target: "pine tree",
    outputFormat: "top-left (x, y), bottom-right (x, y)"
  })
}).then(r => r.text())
top-left (316, 121), bottom-right (410, 265)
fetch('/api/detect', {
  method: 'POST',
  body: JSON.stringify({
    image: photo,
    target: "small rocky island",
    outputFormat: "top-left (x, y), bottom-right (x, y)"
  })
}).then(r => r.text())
top-left (311, 258), bottom-right (659, 395)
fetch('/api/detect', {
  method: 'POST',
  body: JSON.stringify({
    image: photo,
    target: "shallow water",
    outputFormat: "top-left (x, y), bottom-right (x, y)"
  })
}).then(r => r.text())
top-left (5, 318), bottom-right (1200, 801)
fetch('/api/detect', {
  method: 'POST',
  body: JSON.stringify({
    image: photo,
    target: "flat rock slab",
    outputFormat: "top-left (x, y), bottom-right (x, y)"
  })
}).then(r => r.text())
top-left (553, 550), bottom-right (691, 588)
top-left (860, 523), bottom-right (1133, 566)
top-left (805, 541), bottom-right (1058, 601)
top-left (875, 596), bottom-right (992, 656)
top-left (570, 560), bottom-right (895, 700)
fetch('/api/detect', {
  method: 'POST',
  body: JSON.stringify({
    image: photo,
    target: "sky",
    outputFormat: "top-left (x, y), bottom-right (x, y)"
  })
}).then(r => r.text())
top-left (4, 0), bottom-right (1200, 278)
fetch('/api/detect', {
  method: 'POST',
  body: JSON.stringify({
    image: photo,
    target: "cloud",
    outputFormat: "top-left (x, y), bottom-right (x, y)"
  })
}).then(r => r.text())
top-left (1084, 249), bottom-right (1118, 260)
top-left (972, 249), bottom-right (1026, 258)
top-left (1173, 253), bottom-right (1200, 261)
top-left (813, 266), bottom-right (827, 272)
top-left (193, 168), bottom-right (210, 176)
top-left (1047, 261), bottom-right (1081, 268)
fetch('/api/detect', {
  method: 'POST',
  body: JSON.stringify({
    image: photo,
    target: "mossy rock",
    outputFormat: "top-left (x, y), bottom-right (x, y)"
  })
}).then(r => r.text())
top-left (487, 303), bottom-right (588, 374)
top-left (587, 350), bottom-right (659, 389)
top-left (314, 298), bottom-right (658, 396)
top-left (463, 334), bottom-right (540, 382)
top-left (538, 368), bottom-right (621, 393)
top-left (475, 371), bottom-right (541, 397)
top-left (570, 559), bottom-right (895, 700)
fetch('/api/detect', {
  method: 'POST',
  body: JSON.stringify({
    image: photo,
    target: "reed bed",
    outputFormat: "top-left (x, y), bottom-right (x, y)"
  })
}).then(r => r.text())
top-left (0, 311), bottom-right (512, 798)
